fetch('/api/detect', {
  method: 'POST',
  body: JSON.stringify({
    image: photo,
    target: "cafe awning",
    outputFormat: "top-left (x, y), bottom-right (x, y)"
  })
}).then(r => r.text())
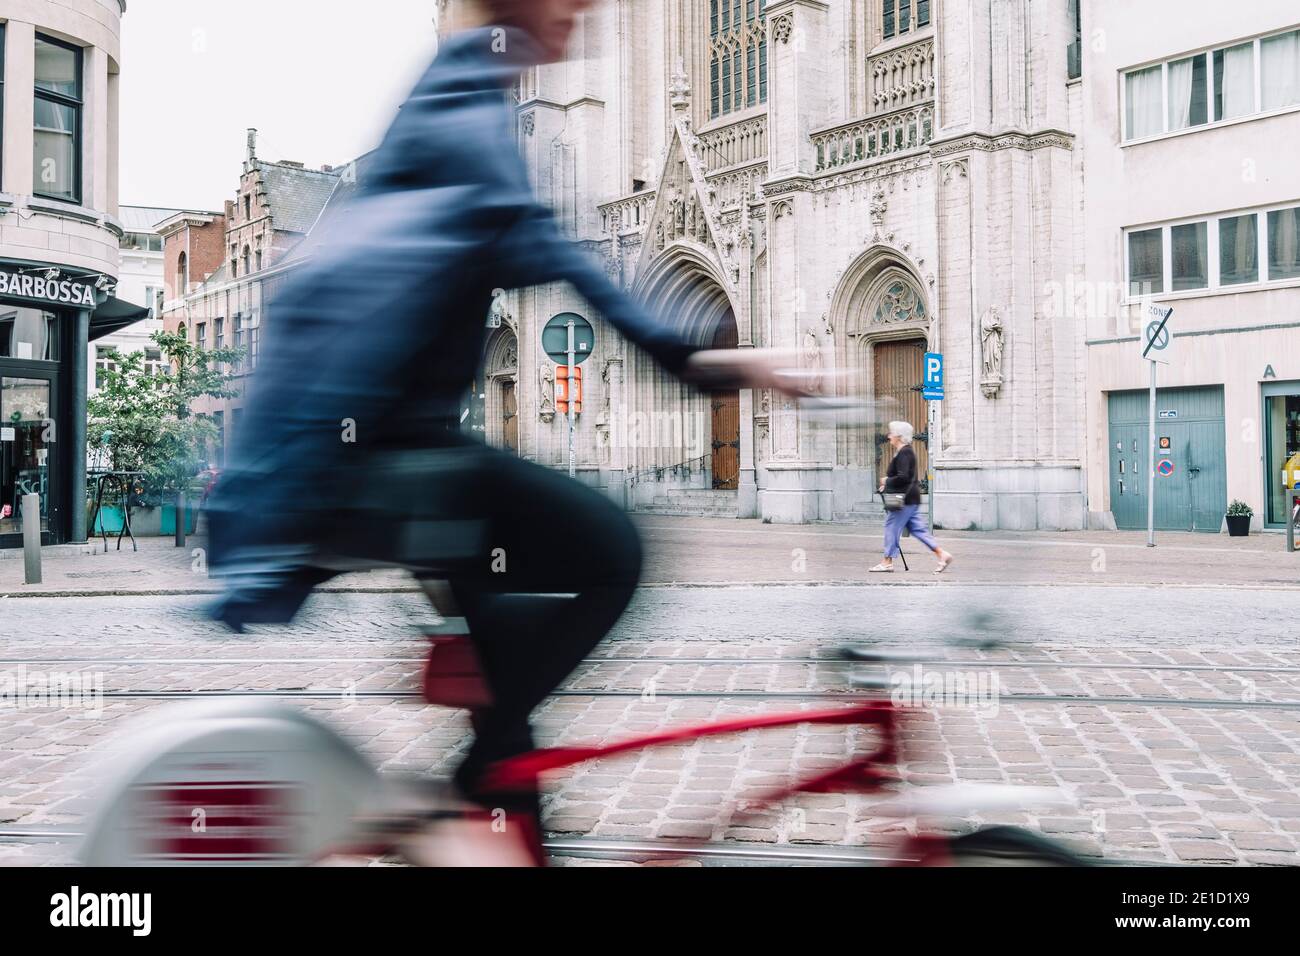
top-left (88, 295), bottom-right (152, 342)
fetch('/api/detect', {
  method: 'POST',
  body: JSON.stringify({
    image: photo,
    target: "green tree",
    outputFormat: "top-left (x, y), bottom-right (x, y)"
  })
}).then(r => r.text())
top-left (87, 330), bottom-right (244, 502)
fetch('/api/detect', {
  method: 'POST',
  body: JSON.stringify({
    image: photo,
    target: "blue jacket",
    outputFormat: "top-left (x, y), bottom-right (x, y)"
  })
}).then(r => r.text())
top-left (208, 26), bottom-right (696, 571)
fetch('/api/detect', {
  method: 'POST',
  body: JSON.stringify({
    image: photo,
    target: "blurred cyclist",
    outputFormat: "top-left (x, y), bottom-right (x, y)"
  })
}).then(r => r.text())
top-left (206, 0), bottom-right (805, 858)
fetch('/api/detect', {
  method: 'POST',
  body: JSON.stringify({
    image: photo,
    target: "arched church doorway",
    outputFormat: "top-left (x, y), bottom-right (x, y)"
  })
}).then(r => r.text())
top-left (873, 337), bottom-right (928, 481)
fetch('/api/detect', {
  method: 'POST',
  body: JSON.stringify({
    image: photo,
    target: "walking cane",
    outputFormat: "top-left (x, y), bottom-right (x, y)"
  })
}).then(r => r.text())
top-left (880, 491), bottom-right (909, 571)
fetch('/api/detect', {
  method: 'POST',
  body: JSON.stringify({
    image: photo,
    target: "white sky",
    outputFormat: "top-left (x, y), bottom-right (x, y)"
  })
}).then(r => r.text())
top-left (119, 0), bottom-right (443, 211)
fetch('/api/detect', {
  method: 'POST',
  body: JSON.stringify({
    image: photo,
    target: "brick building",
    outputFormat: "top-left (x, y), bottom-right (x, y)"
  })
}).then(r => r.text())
top-left (160, 130), bottom-right (341, 465)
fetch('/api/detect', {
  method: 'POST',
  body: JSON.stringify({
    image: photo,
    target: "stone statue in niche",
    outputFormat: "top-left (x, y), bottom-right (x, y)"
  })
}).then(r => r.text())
top-left (538, 363), bottom-right (556, 422)
top-left (802, 329), bottom-right (823, 395)
top-left (980, 305), bottom-right (1005, 399)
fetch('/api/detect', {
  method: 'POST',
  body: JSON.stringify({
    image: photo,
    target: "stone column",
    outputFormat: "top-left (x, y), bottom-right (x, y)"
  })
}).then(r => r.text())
top-left (70, 309), bottom-right (90, 543)
top-left (757, 1), bottom-right (834, 523)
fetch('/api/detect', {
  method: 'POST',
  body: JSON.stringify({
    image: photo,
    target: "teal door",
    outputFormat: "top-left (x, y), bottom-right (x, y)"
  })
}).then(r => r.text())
top-left (1107, 386), bottom-right (1227, 532)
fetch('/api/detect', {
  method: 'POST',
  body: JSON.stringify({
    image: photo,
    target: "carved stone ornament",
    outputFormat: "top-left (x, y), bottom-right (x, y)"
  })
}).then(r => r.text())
top-left (980, 305), bottom-right (1006, 399)
top-left (669, 59), bottom-right (691, 111)
top-left (520, 112), bottom-right (535, 136)
top-left (772, 14), bottom-right (794, 44)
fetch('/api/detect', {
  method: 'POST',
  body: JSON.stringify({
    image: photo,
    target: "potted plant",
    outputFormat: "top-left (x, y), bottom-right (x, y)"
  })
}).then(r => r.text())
top-left (1225, 500), bottom-right (1252, 537)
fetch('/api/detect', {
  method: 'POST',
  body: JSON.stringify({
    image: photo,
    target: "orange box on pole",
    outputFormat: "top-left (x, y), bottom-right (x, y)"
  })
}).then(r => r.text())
top-left (556, 365), bottom-right (582, 414)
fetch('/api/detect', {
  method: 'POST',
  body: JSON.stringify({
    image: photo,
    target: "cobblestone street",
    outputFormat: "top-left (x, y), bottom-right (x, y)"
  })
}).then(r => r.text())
top-left (2, 518), bottom-right (1299, 867)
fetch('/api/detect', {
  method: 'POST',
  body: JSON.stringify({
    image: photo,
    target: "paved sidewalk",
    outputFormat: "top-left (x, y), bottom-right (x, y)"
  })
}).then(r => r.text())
top-left (2, 516), bottom-right (1297, 596)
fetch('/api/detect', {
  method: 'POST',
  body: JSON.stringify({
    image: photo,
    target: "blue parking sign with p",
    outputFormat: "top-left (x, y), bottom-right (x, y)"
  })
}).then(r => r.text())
top-left (922, 352), bottom-right (944, 400)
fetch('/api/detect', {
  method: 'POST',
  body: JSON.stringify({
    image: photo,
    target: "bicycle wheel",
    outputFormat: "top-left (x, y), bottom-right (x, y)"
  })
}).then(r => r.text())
top-left (929, 826), bottom-right (1092, 867)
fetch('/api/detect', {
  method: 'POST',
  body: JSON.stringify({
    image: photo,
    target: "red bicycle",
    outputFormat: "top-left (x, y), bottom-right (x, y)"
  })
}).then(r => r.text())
top-left (81, 624), bottom-right (1089, 867)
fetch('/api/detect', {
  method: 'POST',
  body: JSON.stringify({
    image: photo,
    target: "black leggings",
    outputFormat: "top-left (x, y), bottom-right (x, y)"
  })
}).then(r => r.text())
top-left (434, 447), bottom-right (642, 812)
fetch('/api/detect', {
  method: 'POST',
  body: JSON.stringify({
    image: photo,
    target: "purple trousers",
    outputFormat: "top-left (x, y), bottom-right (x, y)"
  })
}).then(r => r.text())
top-left (883, 504), bottom-right (939, 558)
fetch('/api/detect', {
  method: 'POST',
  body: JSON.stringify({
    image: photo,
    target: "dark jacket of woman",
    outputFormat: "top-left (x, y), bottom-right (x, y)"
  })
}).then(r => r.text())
top-left (884, 445), bottom-right (922, 507)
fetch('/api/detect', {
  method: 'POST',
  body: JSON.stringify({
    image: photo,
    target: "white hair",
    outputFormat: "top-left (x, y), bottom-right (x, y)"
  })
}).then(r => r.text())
top-left (889, 421), bottom-right (914, 444)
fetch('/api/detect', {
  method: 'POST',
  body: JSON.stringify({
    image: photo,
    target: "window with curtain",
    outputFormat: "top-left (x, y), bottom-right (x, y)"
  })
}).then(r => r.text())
top-left (709, 0), bottom-right (767, 119)
top-left (1268, 207), bottom-right (1300, 281)
top-left (1168, 54), bottom-right (1208, 131)
top-left (1128, 229), bottom-right (1164, 296)
top-left (1171, 221), bottom-right (1208, 290)
top-left (1125, 65), bottom-right (1163, 139)
top-left (1214, 43), bottom-right (1255, 121)
top-left (1219, 214), bottom-right (1259, 285)
top-left (33, 35), bottom-right (83, 203)
top-left (1126, 28), bottom-right (1300, 142)
top-left (1261, 28), bottom-right (1300, 112)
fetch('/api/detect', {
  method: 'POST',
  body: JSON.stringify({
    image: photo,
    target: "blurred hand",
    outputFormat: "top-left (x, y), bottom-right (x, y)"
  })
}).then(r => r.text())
top-left (682, 348), bottom-right (820, 397)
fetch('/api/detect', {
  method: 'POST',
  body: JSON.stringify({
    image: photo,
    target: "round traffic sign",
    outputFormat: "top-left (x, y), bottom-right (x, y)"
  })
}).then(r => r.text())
top-left (1145, 320), bottom-right (1169, 352)
top-left (542, 313), bottom-right (595, 365)
top-left (1156, 459), bottom-right (1176, 477)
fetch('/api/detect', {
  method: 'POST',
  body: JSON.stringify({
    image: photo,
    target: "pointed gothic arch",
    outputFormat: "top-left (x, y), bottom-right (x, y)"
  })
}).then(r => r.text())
top-left (626, 246), bottom-right (741, 496)
top-left (828, 246), bottom-right (932, 478)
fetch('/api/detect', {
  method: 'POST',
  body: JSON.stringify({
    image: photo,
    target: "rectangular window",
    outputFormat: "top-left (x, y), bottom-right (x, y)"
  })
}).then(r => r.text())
top-left (1125, 64), bottom-right (1163, 139)
top-left (1218, 214), bottom-right (1259, 285)
top-left (917, 0), bottom-right (930, 28)
top-left (884, 0), bottom-right (896, 40)
top-left (214, 318), bottom-right (224, 351)
top-left (1170, 221), bottom-right (1208, 290)
top-left (1167, 53), bottom-right (1207, 131)
top-left (1128, 228), bottom-right (1164, 296)
top-left (899, 0), bottom-right (911, 35)
top-left (195, 322), bottom-right (206, 350)
top-left (1261, 28), bottom-right (1300, 112)
top-left (1213, 42), bottom-right (1255, 121)
top-left (1067, 0), bottom-right (1082, 80)
top-left (1268, 206), bottom-right (1300, 280)
top-left (711, 0), bottom-right (719, 37)
top-left (94, 346), bottom-right (116, 390)
top-left (33, 35), bottom-right (83, 203)
top-left (711, 58), bottom-right (720, 117)
top-left (759, 38), bottom-right (767, 102)
top-left (144, 348), bottom-right (163, 376)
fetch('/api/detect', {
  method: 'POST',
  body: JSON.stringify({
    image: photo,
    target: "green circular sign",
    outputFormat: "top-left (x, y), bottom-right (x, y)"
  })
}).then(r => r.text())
top-left (542, 313), bottom-right (595, 365)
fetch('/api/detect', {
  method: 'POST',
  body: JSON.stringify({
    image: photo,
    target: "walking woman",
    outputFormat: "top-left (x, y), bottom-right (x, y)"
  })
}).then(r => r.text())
top-left (871, 421), bottom-right (954, 573)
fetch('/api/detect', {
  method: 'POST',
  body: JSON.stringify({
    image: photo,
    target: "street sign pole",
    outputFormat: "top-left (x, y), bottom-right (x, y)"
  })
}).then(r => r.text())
top-left (1146, 358), bottom-right (1156, 548)
top-left (927, 400), bottom-right (935, 532)
top-left (1139, 306), bottom-right (1173, 548)
top-left (567, 318), bottom-right (577, 479)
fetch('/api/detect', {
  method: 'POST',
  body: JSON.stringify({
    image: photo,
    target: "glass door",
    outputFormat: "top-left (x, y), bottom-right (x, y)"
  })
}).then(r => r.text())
top-left (0, 374), bottom-right (57, 544)
top-left (1264, 388), bottom-right (1300, 527)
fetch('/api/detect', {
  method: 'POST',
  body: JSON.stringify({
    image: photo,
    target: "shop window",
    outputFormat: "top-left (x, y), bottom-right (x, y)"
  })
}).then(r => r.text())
top-left (0, 306), bottom-right (59, 361)
top-left (1265, 392), bottom-right (1300, 526)
top-left (33, 35), bottom-right (83, 203)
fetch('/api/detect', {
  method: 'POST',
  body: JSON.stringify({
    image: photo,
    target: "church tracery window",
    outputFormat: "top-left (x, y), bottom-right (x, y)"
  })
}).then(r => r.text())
top-left (710, 0), bottom-right (768, 119)
top-left (872, 278), bottom-right (927, 325)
